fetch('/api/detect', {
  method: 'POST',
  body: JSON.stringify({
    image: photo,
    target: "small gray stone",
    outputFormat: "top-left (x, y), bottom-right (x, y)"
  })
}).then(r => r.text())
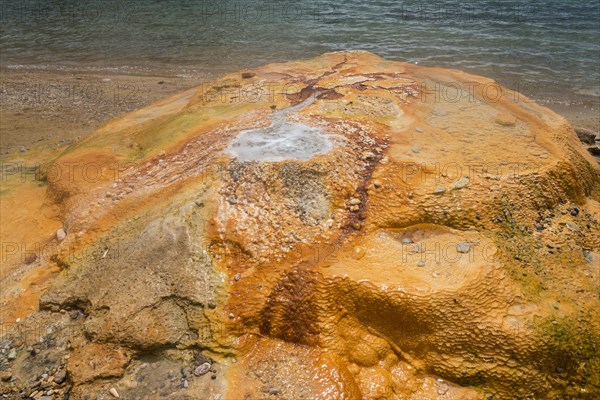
top-left (19, 145), bottom-right (28, 153)
top-left (456, 242), bottom-right (471, 254)
top-left (233, 273), bottom-right (241, 281)
top-left (268, 388), bottom-right (279, 395)
top-left (535, 223), bottom-right (544, 231)
top-left (401, 238), bottom-right (413, 245)
top-left (53, 370), bottom-right (67, 384)
top-left (566, 222), bottom-right (579, 231)
top-left (182, 379), bottom-right (189, 388)
top-left (7, 348), bottom-right (16, 360)
top-left (434, 186), bottom-right (446, 195)
top-left (415, 127), bottom-right (424, 133)
top-left (194, 362), bottom-right (211, 376)
top-left (227, 195), bottom-right (237, 205)
top-left (452, 176), bottom-right (469, 190)
top-left (411, 146), bottom-right (421, 153)
top-left (417, 260), bottom-right (426, 268)
top-left (583, 250), bottom-right (594, 264)
top-left (570, 207), bottom-right (579, 216)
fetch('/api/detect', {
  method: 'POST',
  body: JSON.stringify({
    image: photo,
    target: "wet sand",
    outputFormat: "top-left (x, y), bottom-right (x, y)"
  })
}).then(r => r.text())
top-left (0, 67), bottom-right (598, 155)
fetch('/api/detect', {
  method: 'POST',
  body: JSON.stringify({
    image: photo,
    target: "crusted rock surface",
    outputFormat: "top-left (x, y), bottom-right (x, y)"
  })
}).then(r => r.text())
top-left (1, 51), bottom-right (599, 399)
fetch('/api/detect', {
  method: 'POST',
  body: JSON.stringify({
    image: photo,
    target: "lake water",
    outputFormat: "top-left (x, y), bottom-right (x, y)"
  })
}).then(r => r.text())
top-left (1, 0), bottom-right (599, 103)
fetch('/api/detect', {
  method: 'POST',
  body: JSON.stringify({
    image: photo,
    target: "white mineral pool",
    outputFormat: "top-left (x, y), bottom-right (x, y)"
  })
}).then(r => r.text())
top-left (226, 97), bottom-right (334, 162)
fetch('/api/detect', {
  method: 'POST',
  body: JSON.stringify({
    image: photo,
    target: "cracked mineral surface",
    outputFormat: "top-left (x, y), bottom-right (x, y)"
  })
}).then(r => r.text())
top-left (1, 51), bottom-right (599, 399)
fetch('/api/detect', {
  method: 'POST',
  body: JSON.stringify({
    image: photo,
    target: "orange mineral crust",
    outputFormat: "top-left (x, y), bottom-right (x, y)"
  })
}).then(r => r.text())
top-left (1, 52), bottom-right (599, 399)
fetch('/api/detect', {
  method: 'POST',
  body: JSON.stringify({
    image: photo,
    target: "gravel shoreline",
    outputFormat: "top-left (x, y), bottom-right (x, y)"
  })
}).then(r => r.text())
top-left (0, 68), bottom-right (213, 154)
top-left (1, 67), bottom-right (598, 155)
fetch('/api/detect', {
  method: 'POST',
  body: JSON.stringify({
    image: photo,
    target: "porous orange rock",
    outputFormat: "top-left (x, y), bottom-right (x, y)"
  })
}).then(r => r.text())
top-left (1, 51), bottom-right (599, 399)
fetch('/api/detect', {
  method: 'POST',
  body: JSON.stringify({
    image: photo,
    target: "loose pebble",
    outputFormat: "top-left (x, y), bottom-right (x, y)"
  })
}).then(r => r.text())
top-left (53, 370), bottom-right (67, 384)
top-left (7, 349), bottom-right (16, 360)
top-left (456, 242), bottom-right (471, 254)
top-left (56, 228), bottom-right (67, 241)
top-left (566, 222), bottom-right (579, 231)
top-left (194, 362), bottom-right (211, 376)
top-left (583, 250), bottom-right (594, 264)
top-left (0, 372), bottom-right (12, 381)
top-left (452, 176), bottom-right (469, 190)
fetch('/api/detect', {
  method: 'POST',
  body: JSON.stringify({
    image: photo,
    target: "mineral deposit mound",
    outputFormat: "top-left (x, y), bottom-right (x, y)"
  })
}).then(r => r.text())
top-left (1, 51), bottom-right (599, 399)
